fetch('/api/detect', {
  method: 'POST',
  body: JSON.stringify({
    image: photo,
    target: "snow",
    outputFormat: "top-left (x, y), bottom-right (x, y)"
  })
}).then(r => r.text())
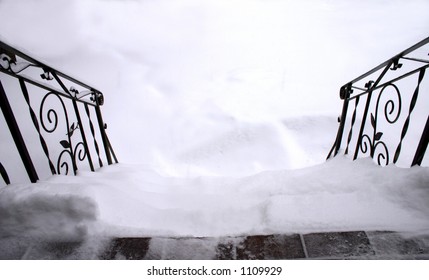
top-left (0, 0), bottom-right (429, 252)
top-left (2, 0), bottom-right (429, 170)
top-left (1, 156), bottom-right (429, 242)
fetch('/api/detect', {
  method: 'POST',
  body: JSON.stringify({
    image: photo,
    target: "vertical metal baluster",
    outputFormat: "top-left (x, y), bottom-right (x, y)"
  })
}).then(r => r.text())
top-left (412, 115), bottom-right (429, 166)
top-left (345, 96), bottom-right (360, 155)
top-left (353, 92), bottom-right (373, 160)
top-left (394, 68), bottom-right (426, 164)
top-left (84, 103), bottom-right (103, 168)
top-left (334, 98), bottom-right (349, 156)
top-left (94, 93), bottom-right (113, 165)
top-left (0, 80), bottom-right (40, 182)
top-left (327, 85), bottom-right (351, 159)
top-left (0, 161), bottom-right (10, 184)
top-left (105, 132), bottom-right (118, 164)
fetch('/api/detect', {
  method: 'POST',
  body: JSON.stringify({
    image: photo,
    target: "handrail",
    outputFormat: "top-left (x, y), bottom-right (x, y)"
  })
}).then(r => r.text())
top-left (0, 40), bottom-right (118, 185)
top-left (0, 41), bottom-right (101, 94)
top-left (328, 36), bottom-right (429, 166)
top-left (343, 36), bottom-right (429, 89)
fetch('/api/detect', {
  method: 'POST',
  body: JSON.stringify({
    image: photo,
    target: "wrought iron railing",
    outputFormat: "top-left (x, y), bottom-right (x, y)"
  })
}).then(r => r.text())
top-left (327, 36), bottom-right (429, 166)
top-left (0, 40), bottom-right (117, 185)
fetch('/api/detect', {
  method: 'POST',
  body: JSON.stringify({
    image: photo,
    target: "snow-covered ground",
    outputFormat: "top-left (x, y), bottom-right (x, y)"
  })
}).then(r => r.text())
top-left (1, 0), bottom-right (429, 245)
top-left (1, 155), bottom-right (429, 242)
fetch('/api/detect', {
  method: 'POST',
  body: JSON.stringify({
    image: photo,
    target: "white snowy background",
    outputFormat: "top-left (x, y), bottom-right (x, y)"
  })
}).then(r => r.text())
top-left (0, 0), bottom-right (429, 250)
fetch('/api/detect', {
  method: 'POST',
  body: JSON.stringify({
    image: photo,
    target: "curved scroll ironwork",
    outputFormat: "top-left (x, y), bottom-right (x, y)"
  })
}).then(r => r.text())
top-left (359, 83), bottom-right (402, 166)
top-left (20, 80), bottom-right (57, 175)
top-left (57, 149), bottom-right (72, 175)
top-left (374, 141), bottom-right (389, 166)
top-left (39, 91), bottom-right (91, 175)
top-left (74, 142), bottom-right (87, 165)
top-left (40, 92), bottom-right (70, 134)
top-left (360, 134), bottom-right (372, 155)
top-left (0, 54), bottom-right (35, 74)
top-left (40, 91), bottom-right (74, 174)
top-left (1, 53), bottom-right (54, 82)
top-left (56, 142), bottom-right (87, 175)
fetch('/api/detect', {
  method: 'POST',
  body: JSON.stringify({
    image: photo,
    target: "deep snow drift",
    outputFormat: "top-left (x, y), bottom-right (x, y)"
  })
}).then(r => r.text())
top-left (1, 0), bottom-right (429, 253)
top-left (1, 155), bottom-right (429, 241)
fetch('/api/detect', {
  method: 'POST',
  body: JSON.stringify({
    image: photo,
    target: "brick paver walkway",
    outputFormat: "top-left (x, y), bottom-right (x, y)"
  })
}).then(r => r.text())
top-left (1, 231), bottom-right (429, 260)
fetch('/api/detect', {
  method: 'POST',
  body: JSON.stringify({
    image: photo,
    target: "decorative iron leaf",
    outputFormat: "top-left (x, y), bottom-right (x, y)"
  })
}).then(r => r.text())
top-left (370, 114), bottom-right (376, 129)
top-left (60, 140), bottom-right (71, 149)
top-left (374, 132), bottom-right (383, 141)
top-left (69, 86), bottom-right (79, 95)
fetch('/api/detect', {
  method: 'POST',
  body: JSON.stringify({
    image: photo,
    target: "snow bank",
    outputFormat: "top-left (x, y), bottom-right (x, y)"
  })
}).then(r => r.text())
top-left (0, 183), bottom-right (98, 241)
top-left (1, 156), bottom-right (428, 241)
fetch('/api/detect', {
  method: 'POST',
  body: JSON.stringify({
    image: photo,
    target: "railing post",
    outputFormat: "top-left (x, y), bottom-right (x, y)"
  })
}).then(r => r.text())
top-left (327, 85), bottom-right (352, 159)
top-left (0, 80), bottom-right (39, 183)
top-left (334, 85), bottom-right (351, 156)
top-left (94, 93), bottom-right (113, 165)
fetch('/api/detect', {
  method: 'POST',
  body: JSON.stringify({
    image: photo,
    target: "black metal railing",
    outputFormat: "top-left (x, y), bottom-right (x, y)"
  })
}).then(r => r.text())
top-left (0, 40), bottom-right (117, 186)
top-left (327, 36), bottom-right (429, 166)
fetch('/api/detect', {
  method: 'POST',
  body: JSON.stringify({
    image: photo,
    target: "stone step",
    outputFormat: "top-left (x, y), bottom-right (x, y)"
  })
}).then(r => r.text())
top-left (2, 231), bottom-right (429, 260)
top-left (100, 231), bottom-right (429, 260)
